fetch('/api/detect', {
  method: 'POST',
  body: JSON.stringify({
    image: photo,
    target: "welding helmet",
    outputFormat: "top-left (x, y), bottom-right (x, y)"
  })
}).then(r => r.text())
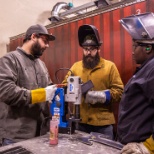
top-left (119, 12), bottom-right (154, 44)
top-left (78, 24), bottom-right (102, 47)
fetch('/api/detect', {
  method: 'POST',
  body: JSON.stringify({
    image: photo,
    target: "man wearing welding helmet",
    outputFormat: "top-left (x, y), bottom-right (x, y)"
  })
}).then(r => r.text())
top-left (118, 12), bottom-right (154, 154)
top-left (63, 24), bottom-right (124, 139)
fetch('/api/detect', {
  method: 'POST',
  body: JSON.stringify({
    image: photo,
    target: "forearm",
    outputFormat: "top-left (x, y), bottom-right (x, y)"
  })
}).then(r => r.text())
top-left (0, 83), bottom-right (57, 106)
top-left (0, 56), bottom-right (31, 106)
top-left (110, 84), bottom-right (124, 103)
top-left (0, 82), bottom-right (31, 106)
top-left (109, 65), bottom-right (124, 103)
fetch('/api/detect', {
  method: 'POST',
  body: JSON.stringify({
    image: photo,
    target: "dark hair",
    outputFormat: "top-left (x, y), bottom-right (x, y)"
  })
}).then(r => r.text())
top-left (23, 34), bottom-right (39, 43)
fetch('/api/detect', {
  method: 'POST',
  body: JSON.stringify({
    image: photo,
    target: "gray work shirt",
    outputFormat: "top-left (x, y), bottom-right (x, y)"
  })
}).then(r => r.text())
top-left (0, 47), bottom-right (52, 142)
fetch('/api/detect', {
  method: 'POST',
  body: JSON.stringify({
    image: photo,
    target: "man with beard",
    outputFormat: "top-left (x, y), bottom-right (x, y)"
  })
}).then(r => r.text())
top-left (0, 24), bottom-right (57, 145)
top-left (62, 24), bottom-right (124, 139)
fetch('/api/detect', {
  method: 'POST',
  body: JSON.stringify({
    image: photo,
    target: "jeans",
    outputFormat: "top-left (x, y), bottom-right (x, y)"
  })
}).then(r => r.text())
top-left (79, 123), bottom-right (114, 139)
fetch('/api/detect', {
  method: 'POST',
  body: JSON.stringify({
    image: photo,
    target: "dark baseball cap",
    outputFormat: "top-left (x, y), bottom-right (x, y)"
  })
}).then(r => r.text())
top-left (25, 24), bottom-right (55, 41)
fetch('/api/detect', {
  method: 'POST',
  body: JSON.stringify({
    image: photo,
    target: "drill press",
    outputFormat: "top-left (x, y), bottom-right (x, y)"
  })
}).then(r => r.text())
top-left (50, 76), bottom-right (93, 134)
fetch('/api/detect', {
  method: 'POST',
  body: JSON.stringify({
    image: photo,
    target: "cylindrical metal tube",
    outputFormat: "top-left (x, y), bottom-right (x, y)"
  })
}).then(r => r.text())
top-left (75, 104), bottom-right (80, 119)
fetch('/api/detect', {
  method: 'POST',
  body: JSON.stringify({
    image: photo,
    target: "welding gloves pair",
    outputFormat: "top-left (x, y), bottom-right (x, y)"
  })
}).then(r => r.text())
top-left (31, 85), bottom-right (57, 104)
top-left (85, 90), bottom-right (111, 105)
top-left (31, 87), bottom-right (111, 104)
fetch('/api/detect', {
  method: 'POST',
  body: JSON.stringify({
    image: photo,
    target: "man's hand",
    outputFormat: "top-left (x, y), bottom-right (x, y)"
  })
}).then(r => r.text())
top-left (31, 85), bottom-right (57, 104)
top-left (45, 85), bottom-right (57, 102)
top-left (85, 90), bottom-right (111, 104)
top-left (121, 142), bottom-right (150, 154)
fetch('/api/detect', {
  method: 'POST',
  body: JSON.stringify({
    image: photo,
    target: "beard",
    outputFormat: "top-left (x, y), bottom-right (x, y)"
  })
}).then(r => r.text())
top-left (31, 40), bottom-right (46, 58)
top-left (82, 51), bottom-right (100, 69)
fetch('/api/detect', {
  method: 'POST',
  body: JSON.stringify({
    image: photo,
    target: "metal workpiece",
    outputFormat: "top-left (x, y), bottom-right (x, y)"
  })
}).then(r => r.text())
top-left (0, 131), bottom-right (121, 154)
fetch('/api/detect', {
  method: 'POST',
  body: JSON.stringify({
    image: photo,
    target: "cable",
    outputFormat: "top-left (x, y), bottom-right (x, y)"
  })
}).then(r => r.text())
top-left (55, 68), bottom-right (74, 83)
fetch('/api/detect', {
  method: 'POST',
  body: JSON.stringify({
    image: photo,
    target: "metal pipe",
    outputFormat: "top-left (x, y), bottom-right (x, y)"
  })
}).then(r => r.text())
top-left (49, 0), bottom-right (111, 23)
top-left (48, 2), bottom-right (72, 22)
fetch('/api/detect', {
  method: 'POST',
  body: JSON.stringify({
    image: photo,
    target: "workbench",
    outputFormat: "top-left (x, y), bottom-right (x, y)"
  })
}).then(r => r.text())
top-left (0, 131), bottom-right (121, 154)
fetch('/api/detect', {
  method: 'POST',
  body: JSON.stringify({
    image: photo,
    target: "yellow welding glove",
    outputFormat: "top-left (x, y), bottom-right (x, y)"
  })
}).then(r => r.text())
top-left (31, 85), bottom-right (57, 104)
top-left (143, 135), bottom-right (154, 154)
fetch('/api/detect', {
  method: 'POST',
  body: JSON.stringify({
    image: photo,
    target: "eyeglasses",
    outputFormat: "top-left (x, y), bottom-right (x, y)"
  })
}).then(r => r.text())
top-left (83, 47), bottom-right (98, 52)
